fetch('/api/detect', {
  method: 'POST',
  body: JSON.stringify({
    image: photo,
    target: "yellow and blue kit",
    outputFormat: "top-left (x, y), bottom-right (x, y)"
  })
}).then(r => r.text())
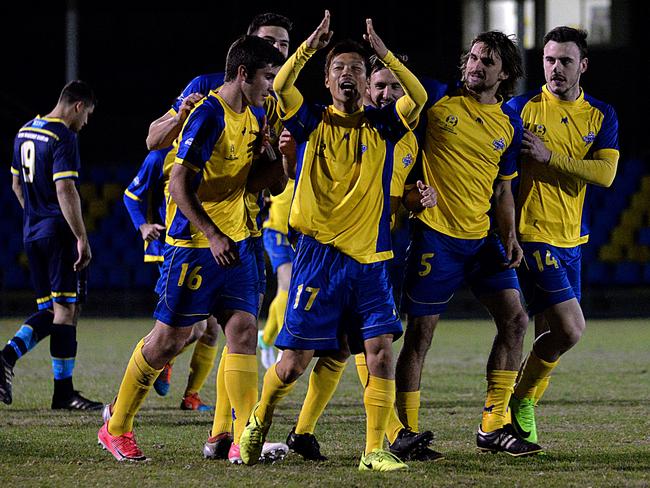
top-left (153, 92), bottom-right (267, 327)
top-left (263, 178), bottom-right (295, 272)
top-left (11, 117), bottom-right (83, 309)
top-left (507, 84), bottom-right (619, 314)
top-left (272, 43), bottom-right (426, 352)
top-left (403, 79), bottom-right (523, 317)
top-left (123, 147), bottom-right (171, 264)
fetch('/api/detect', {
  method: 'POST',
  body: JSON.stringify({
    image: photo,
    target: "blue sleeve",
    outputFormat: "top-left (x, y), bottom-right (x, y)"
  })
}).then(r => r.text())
top-left (171, 73), bottom-right (225, 113)
top-left (282, 102), bottom-right (324, 145)
top-left (592, 102), bottom-right (619, 152)
top-left (365, 104), bottom-right (408, 144)
top-left (123, 149), bottom-right (166, 230)
top-left (421, 78), bottom-right (449, 109)
top-left (499, 110), bottom-right (523, 178)
top-left (175, 101), bottom-right (224, 171)
top-left (52, 131), bottom-right (80, 180)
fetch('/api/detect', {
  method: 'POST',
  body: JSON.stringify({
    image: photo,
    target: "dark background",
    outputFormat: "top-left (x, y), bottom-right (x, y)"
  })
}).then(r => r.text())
top-left (1, 1), bottom-right (648, 318)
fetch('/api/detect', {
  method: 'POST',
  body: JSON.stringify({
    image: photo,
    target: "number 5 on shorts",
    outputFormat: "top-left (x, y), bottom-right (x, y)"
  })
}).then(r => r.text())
top-left (293, 284), bottom-right (320, 311)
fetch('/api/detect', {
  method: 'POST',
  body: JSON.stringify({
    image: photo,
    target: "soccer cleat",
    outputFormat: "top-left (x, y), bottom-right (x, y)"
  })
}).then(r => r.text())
top-left (228, 443), bottom-right (243, 464)
top-left (97, 422), bottom-right (147, 462)
top-left (358, 448), bottom-right (409, 472)
top-left (476, 424), bottom-right (543, 457)
top-left (153, 363), bottom-right (172, 396)
top-left (510, 396), bottom-right (538, 443)
top-left (260, 441), bottom-right (289, 463)
top-left (286, 427), bottom-right (327, 461)
top-left (0, 353), bottom-right (14, 405)
top-left (203, 432), bottom-right (234, 460)
top-left (239, 402), bottom-right (271, 465)
top-left (409, 446), bottom-right (445, 462)
top-left (388, 428), bottom-right (435, 461)
top-left (180, 392), bottom-right (213, 412)
top-left (257, 331), bottom-right (276, 370)
top-left (52, 391), bottom-right (103, 410)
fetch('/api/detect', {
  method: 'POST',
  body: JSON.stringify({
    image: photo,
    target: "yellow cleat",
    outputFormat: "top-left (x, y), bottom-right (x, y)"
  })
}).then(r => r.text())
top-left (359, 448), bottom-right (409, 472)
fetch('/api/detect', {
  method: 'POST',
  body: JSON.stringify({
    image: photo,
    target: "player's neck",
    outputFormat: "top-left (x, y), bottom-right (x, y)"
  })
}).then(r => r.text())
top-left (331, 98), bottom-right (362, 114)
top-left (44, 104), bottom-right (72, 128)
top-left (465, 85), bottom-right (499, 105)
top-left (218, 83), bottom-right (247, 114)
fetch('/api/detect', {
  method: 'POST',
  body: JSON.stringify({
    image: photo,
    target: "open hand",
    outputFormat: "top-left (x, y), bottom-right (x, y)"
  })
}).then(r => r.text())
top-left (306, 10), bottom-right (334, 50)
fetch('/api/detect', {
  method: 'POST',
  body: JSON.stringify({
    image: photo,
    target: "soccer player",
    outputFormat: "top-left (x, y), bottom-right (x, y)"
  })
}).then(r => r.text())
top-left (282, 53), bottom-right (441, 464)
top-left (238, 11), bottom-right (427, 471)
top-left (398, 31), bottom-right (543, 456)
top-left (0, 80), bottom-right (102, 411)
top-left (259, 173), bottom-right (295, 369)
top-left (123, 147), bottom-right (217, 411)
top-left (97, 35), bottom-right (286, 462)
top-left (506, 26), bottom-right (619, 445)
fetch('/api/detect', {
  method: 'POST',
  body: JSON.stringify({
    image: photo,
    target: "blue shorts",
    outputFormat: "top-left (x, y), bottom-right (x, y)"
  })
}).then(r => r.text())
top-left (24, 233), bottom-right (79, 310)
top-left (402, 225), bottom-right (520, 317)
top-left (275, 235), bottom-right (402, 352)
top-left (263, 228), bottom-right (295, 273)
top-left (518, 242), bottom-right (581, 316)
top-left (252, 236), bottom-right (267, 295)
top-left (153, 239), bottom-right (259, 327)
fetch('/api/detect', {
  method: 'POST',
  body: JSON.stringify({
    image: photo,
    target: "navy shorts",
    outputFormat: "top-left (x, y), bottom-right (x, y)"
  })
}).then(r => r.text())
top-left (263, 228), bottom-right (295, 273)
top-left (153, 239), bottom-right (259, 327)
top-left (275, 235), bottom-right (402, 352)
top-left (518, 242), bottom-right (581, 316)
top-left (402, 224), bottom-right (520, 317)
top-left (24, 233), bottom-right (79, 310)
top-left (252, 235), bottom-right (267, 295)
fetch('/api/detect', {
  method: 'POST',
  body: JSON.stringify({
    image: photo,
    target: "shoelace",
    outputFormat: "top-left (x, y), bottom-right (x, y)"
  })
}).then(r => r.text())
top-left (114, 432), bottom-right (144, 457)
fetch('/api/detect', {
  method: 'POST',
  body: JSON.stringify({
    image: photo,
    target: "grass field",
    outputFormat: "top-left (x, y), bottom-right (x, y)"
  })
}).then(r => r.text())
top-left (1, 317), bottom-right (649, 487)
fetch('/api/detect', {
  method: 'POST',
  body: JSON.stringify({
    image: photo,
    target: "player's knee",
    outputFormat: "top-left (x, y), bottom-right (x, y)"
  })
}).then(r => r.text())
top-left (559, 317), bottom-right (585, 349)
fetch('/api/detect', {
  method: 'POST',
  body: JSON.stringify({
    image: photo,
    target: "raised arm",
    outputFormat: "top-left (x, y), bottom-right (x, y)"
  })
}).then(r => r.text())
top-left (364, 19), bottom-right (427, 129)
top-left (146, 92), bottom-right (204, 150)
top-left (274, 10), bottom-right (333, 115)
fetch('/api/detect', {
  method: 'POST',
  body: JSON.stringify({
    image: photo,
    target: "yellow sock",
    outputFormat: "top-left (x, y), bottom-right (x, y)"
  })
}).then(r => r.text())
top-left (108, 338), bottom-right (162, 436)
top-left (364, 376), bottom-right (395, 454)
top-left (354, 353), bottom-right (369, 387)
top-left (211, 346), bottom-right (231, 438)
top-left (514, 350), bottom-right (559, 400)
top-left (185, 340), bottom-right (218, 396)
top-left (385, 407), bottom-right (405, 444)
top-left (295, 357), bottom-right (346, 435)
top-left (224, 353), bottom-right (258, 444)
top-left (263, 289), bottom-right (288, 345)
top-left (481, 370), bottom-right (518, 432)
top-left (396, 390), bottom-right (420, 433)
top-left (257, 363), bottom-right (296, 422)
top-left (533, 375), bottom-right (551, 405)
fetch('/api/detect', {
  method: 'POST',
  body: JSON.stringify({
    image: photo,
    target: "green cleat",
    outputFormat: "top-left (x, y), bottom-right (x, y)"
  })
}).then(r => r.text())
top-left (359, 448), bottom-right (409, 472)
top-left (509, 396), bottom-right (538, 444)
top-left (239, 402), bottom-right (271, 465)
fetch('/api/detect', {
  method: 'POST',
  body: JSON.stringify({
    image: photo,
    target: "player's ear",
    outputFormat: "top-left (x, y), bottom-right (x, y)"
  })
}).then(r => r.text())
top-left (73, 101), bottom-right (84, 113)
top-left (238, 65), bottom-right (249, 82)
top-left (580, 56), bottom-right (588, 75)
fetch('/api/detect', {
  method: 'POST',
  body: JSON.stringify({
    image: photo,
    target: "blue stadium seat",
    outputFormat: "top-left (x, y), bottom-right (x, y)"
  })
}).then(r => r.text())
top-left (613, 262), bottom-right (642, 285)
top-left (638, 227), bottom-right (650, 246)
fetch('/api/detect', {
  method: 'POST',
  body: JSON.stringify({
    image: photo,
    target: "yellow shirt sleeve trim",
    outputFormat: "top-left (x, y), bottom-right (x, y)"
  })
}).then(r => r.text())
top-left (124, 189), bottom-right (141, 201)
top-left (10, 167), bottom-right (19, 176)
top-left (174, 157), bottom-right (201, 173)
top-left (53, 171), bottom-right (79, 181)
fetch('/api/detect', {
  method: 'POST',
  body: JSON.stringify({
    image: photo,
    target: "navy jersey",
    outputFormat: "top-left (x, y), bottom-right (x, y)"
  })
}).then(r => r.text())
top-left (11, 117), bottom-right (81, 242)
top-left (170, 73), bottom-right (225, 114)
top-left (123, 148), bottom-right (171, 262)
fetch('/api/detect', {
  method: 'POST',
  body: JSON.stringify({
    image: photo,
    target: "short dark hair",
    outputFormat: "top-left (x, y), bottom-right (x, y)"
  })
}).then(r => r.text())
top-left (224, 35), bottom-right (286, 82)
top-left (543, 26), bottom-right (588, 59)
top-left (460, 31), bottom-right (523, 98)
top-left (58, 80), bottom-right (96, 106)
top-left (246, 13), bottom-right (293, 35)
top-left (369, 52), bottom-right (408, 75)
top-left (324, 39), bottom-right (371, 77)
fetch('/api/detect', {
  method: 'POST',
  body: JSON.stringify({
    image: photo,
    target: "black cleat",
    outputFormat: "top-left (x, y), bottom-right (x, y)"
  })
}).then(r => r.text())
top-left (388, 428), bottom-right (435, 460)
top-left (0, 353), bottom-right (14, 405)
top-left (476, 424), bottom-right (544, 457)
top-left (286, 427), bottom-right (327, 461)
top-left (52, 391), bottom-right (103, 411)
top-left (409, 446), bottom-right (445, 462)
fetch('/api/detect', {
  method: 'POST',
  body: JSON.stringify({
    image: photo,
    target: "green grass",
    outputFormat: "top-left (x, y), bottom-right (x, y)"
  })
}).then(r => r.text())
top-left (1, 318), bottom-right (649, 487)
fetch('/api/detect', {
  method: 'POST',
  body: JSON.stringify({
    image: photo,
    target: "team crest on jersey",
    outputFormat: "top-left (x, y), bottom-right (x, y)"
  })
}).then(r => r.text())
top-left (439, 114), bottom-right (459, 134)
top-left (532, 124), bottom-right (546, 137)
top-left (402, 153), bottom-right (414, 168)
top-left (492, 137), bottom-right (506, 151)
top-left (225, 144), bottom-right (238, 160)
top-left (582, 131), bottom-right (596, 145)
